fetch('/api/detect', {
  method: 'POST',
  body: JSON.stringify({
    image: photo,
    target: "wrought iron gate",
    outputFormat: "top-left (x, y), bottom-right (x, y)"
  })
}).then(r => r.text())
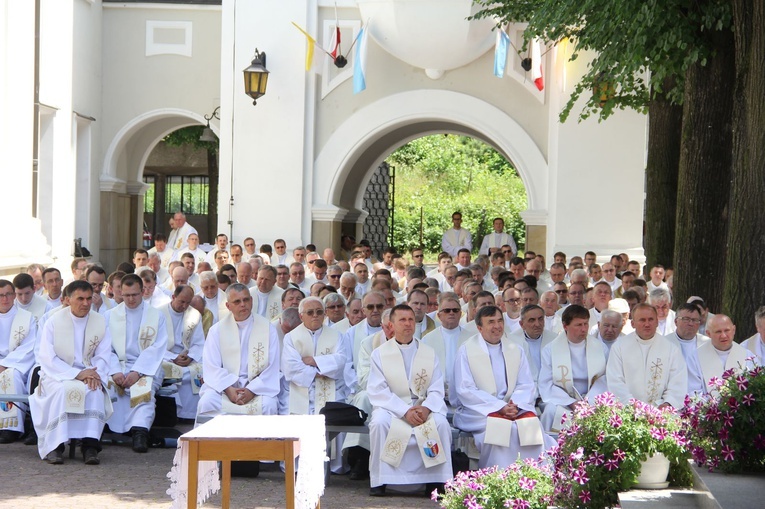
top-left (362, 162), bottom-right (391, 260)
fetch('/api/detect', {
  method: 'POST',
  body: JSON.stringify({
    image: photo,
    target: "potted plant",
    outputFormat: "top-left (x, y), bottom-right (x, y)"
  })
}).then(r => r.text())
top-left (434, 459), bottom-right (554, 509)
top-left (682, 364), bottom-right (765, 473)
top-left (551, 393), bottom-right (692, 509)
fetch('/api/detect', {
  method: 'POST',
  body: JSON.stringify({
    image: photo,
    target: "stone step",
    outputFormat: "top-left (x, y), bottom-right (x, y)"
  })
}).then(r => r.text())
top-left (618, 464), bottom-right (722, 509)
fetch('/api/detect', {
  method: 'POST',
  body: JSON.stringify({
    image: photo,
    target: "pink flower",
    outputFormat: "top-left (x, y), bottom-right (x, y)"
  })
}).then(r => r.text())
top-left (727, 397), bottom-right (739, 412)
top-left (723, 412), bottom-right (735, 428)
top-left (721, 445), bottom-right (735, 461)
top-left (597, 431), bottom-right (605, 443)
top-left (572, 467), bottom-right (589, 485)
top-left (608, 414), bottom-right (623, 428)
top-left (650, 427), bottom-right (668, 440)
top-left (754, 435), bottom-right (765, 450)
top-left (595, 392), bottom-right (616, 407)
top-left (518, 476), bottom-right (537, 491)
top-left (742, 394), bottom-right (756, 406)
top-left (708, 376), bottom-right (724, 388)
top-left (605, 459), bottom-right (619, 471)
top-left (590, 453), bottom-right (605, 466)
top-left (718, 428), bottom-right (729, 441)
top-left (579, 490), bottom-right (592, 503)
top-left (509, 499), bottom-right (529, 509)
top-left (464, 494), bottom-right (482, 509)
top-left (613, 449), bottom-right (626, 462)
top-left (722, 368), bottom-right (735, 380)
top-left (736, 375), bottom-right (749, 391)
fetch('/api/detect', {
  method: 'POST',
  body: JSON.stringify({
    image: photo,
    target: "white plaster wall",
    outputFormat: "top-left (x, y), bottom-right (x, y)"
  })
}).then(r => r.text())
top-left (218, 0), bottom-right (310, 248)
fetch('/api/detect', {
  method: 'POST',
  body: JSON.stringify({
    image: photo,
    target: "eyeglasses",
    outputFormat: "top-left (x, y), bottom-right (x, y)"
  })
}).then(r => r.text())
top-left (326, 304), bottom-right (344, 310)
top-left (678, 317), bottom-right (701, 324)
top-left (277, 272), bottom-right (289, 277)
top-left (440, 308), bottom-right (461, 314)
top-left (303, 309), bottom-right (325, 317)
top-left (504, 298), bottom-right (521, 304)
top-left (502, 250), bottom-right (512, 254)
top-left (365, 303), bottom-right (385, 311)
top-left (328, 274), bottom-right (341, 279)
top-left (569, 291), bottom-right (584, 296)
top-left (307, 260), bottom-right (315, 264)
top-left (603, 269), bottom-right (615, 273)
top-left (0, 293), bottom-right (14, 299)
top-left (555, 289), bottom-right (568, 294)
top-left (413, 254), bottom-right (424, 258)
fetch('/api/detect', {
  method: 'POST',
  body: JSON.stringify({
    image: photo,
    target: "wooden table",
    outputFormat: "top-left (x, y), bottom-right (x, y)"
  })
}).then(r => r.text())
top-left (179, 415), bottom-right (324, 509)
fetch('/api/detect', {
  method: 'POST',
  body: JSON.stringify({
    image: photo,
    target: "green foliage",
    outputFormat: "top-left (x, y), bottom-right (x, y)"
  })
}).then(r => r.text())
top-left (472, 0), bottom-right (732, 122)
top-left (163, 125), bottom-right (219, 155)
top-left (386, 135), bottom-right (527, 256)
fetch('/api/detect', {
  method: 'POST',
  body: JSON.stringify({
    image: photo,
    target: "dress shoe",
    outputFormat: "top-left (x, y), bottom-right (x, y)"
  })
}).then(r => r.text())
top-left (0, 430), bottom-right (21, 444)
top-left (369, 485), bottom-right (386, 497)
top-left (24, 428), bottom-right (38, 446)
top-left (131, 428), bottom-right (149, 453)
top-left (83, 447), bottom-right (100, 465)
top-left (45, 445), bottom-right (65, 465)
top-left (426, 483), bottom-right (446, 497)
top-left (349, 460), bottom-right (369, 480)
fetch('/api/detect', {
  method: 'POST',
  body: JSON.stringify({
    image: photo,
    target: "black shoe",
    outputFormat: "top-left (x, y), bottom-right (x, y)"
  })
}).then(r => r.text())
top-left (44, 445), bottom-right (65, 465)
top-left (0, 430), bottom-right (21, 444)
top-left (369, 485), bottom-right (386, 497)
top-left (83, 447), bottom-right (100, 465)
top-left (131, 428), bottom-right (149, 453)
top-left (24, 428), bottom-right (38, 446)
top-left (349, 459), bottom-right (369, 480)
top-left (425, 483), bottom-right (446, 497)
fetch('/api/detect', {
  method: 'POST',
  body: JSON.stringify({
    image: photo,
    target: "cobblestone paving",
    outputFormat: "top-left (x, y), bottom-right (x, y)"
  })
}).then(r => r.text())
top-left (0, 435), bottom-right (438, 509)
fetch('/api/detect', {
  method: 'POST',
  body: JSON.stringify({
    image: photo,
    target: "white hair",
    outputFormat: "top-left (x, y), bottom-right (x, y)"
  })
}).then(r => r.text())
top-left (199, 270), bottom-right (217, 284)
top-left (298, 296), bottom-right (324, 314)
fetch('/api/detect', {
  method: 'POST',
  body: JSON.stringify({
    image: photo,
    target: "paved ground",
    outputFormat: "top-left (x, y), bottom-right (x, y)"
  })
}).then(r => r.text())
top-left (694, 465), bottom-right (765, 509)
top-left (0, 429), bottom-right (439, 509)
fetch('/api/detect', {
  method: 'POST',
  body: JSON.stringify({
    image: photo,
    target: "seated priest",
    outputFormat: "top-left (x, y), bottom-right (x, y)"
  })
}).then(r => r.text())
top-left (687, 314), bottom-right (757, 395)
top-left (606, 303), bottom-right (687, 409)
top-left (30, 280), bottom-right (112, 464)
top-left (158, 285), bottom-right (205, 420)
top-left (539, 305), bottom-right (609, 434)
top-left (452, 305), bottom-right (554, 470)
top-left (367, 304), bottom-right (452, 497)
top-left (0, 280), bottom-right (37, 444)
top-left (196, 283), bottom-right (280, 419)
top-left (104, 274), bottom-right (168, 453)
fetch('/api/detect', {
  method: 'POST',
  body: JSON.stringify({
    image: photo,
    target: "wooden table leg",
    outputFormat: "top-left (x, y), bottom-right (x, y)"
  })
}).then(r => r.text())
top-left (284, 440), bottom-right (296, 509)
top-left (187, 441), bottom-right (199, 509)
top-left (221, 460), bottom-right (231, 509)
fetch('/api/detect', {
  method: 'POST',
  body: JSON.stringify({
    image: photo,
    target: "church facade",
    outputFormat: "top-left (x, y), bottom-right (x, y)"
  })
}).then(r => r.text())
top-left (1, 0), bottom-right (647, 275)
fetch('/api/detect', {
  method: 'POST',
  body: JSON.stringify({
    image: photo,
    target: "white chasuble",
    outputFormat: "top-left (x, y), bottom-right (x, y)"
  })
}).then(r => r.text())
top-left (0, 308), bottom-right (32, 429)
top-left (51, 310), bottom-right (110, 416)
top-left (288, 325), bottom-right (339, 415)
top-left (218, 314), bottom-right (271, 415)
top-left (697, 341), bottom-right (751, 394)
top-left (109, 304), bottom-right (160, 407)
top-left (550, 334), bottom-right (606, 399)
top-left (610, 335), bottom-right (678, 407)
top-left (377, 339), bottom-right (445, 469)
top-left (160, 305), bottom-right (202, 386)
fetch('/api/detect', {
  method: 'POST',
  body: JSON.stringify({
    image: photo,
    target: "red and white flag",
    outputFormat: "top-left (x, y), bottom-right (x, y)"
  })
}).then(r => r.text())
top-left (531, 39), bottom-right (544, 91)
top-left (329, 26), bottom-right (341, 59)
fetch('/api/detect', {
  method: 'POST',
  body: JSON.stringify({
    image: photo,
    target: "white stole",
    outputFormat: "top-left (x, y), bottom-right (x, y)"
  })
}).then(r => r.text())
top-left (161, 306), bottom-right (202, 390)
top-left (7, 308), bottom-right (31, 353)
top-left (218, 314), bottom-right (272, 415)
top-left (377, 339), bottom-right (446, 469)
top-left (488, 232), bottom-right (509, 250)
top-left (108, 304), bottom-right (159, 407)
top-left (697, 342), bottom-right (750, 393)
top-left (51, 310), bottom-right (112, 416)
top-left (447, 228), bottom-right (468, 248)
top-left (550, 334), bottom-right (606, 398)
top-left (621, 336), bottom-right (674, 406)
top-left (288, 325), bottom-right (339, 415)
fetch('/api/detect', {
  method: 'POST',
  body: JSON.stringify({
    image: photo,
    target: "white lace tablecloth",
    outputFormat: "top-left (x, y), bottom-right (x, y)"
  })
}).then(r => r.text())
top-left (167, 414), bottom-right (326, 509)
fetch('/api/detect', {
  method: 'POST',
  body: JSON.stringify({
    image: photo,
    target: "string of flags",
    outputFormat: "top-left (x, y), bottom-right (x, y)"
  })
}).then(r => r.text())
top-left (494, 25), bottom-right (545, 91)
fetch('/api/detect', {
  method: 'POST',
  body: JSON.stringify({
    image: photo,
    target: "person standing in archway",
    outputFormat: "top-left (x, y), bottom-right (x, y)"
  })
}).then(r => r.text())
top-left (479, 217), bottom-right (518, 257)
top-left (441, 212), bottom-right (472, 257)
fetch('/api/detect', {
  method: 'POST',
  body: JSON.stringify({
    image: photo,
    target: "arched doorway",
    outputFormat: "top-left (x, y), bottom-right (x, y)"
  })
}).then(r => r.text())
top-left (99, 108), bottom-right (218, 271)
top-left (311, 90), bottom-right (548, 257)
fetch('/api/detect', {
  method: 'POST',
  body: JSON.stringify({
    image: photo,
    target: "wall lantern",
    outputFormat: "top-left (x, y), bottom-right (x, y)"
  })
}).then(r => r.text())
top-left (243, 49), bottom-right (269, 105)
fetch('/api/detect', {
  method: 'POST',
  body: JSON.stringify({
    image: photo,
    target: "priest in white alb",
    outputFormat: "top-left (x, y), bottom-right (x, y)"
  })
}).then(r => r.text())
top-left (104, 274), bottom-right (168, 452)
top-left (159, 285), bottom-right (204, 420)
top-left (367, 304), bottom-right (452, 497)
top-left (744, 306), bottom-right (765, 364)
top-left (539, 305), bottom-right (608, 433)
top-left (687, 314), bottom-right (756, 395)
top-left (198, 271), bottom-right (229, 325)
top-left (479, 217), bottom-right (517, 256)
top-left (607, 303), bottom-right (687, 409)
top-left (29, 280), bottom-right (113, 464)
top-left (441, 212), bottom-right (472, 257)
top-left (507, 304), bottom-right (556, 388)
top-left (249, 265), bottom-right (284, 321)
top-left (196, 283), bottom-right (280, 419)
top-left (0, 280), bottom-right (36, 444)
top-left (452, 306), bottom-right (553, 470)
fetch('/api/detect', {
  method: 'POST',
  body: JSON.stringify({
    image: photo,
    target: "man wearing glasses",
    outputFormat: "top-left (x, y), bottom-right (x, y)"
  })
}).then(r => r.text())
top-left (479, 217), bottom-right (517, 257)
top-left (272, 239), bottom-right (292, 266)
top-left (441, 212), bottom-right (472, 258)
top-left (601, 262), bottom-right (621, 295)
top-left (243, 237), bottom-right (257, 258)
top-left (411, 248), bottom-right (425, 269)
top-left (343, 292), bottom-right (387, 377)
top-left (502, 288), bottom-right (523, 334)
top-left (670, 303), bottom-right (710, 372)
top-left (326, 264), bottom-right (343, 290)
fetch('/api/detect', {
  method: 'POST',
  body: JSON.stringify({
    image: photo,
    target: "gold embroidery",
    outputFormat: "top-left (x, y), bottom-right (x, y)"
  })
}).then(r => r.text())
top-left (647, 358), bottom-right (664, 405)
top-left (414, 368), bottom-right (429, 394)
top-left (85, 335), bottom-right (100, 366)
top-left (557, 365), bottom-right (571, 389)
top-left (13, 326), bottom-right (26, 343)
top-left (139, 326), bottom-right (157, 350)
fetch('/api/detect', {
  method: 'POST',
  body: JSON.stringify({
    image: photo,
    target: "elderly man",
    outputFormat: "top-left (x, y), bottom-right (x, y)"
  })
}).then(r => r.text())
top-left (323, 293), bottom-right (348, 330)
top-left (508, 305), bottom-right (556, 387)
top-left (147, 252), bottom-right (170, 285)
top-left (588, 281), bottom-right (612, 329)
top-left (170, 212), bottom-right (197, 251)
top-left (104, 274), bottom-right (168, 452)
top-left (422, 293), bottom-right (474, 399)
top-left (236, 262), bottom-right (255, 289)
top-left (607, 304), bottom-right (687, 408)
top-left (368, 304), bottom-right (452, 496)
top-left (479, 217), bottom-right (517, 256)
top-left (339, 272), bottom-right (358, 303)
top-left (688, 314), bottom-right (756, 395)
top-left (743, 306), bottom-right (765, 364)
top-left (539, 305), bottom-right (609, 433)
top-left (199, 271), bottom-right (229, 324)
top-left (29, 280), bottom-right (112, 464)
top-left (289, 262), bottom-right (309, 293)
top-left (159, 285), bottom-right (204, 420)
top-left (139, 269), bottom-right (171, 309)
top-left (196, 283), bottom-right (280, 423)
top-left (346, 298), bottom-right (364, 328)
top-left (326, 264), bottom-right (343, 290)
top-left (0, 280), bottom-right (36, 444)
top-left (249, 266), bottom-right (284, 320)
top-left (27, 263), bottom-right (46, 295)
top-left (442, 211), bottom-right (472, 257)
top-left (539, 291), bottom-right (559, 331)
top-left (649, 288), bottom-right (676, 336)
top-left (229, 244), bottom-right (243, 265)
top-left (601, 262), bottom-right (620, 294)
top-left (595, 309), bottom-right (626, 359)
top-left (453, 306), bottom-right (552, 470)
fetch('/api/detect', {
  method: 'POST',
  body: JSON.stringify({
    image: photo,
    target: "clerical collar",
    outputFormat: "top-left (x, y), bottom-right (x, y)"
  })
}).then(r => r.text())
top-left (205, 294), bottom-right (217, 302)
top-left (235, 315), bottom-right (251, 329)
top-left (568, 339), bottom-right (586, 349)
top-left (636, 334), bottom-right (655, 344)
top-left (71, 313), bottom-right (88, 323)
top-left (675, 332), bottom-right (695, 342)
top-left (395, 338), bottom-right (414, 346)
top-left (524, 331), bottom-right (542, 341)
top-left (713, 345), bottom-right (732, 355)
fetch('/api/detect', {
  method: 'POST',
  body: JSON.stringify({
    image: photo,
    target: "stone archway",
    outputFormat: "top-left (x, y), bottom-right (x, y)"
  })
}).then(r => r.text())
top-left (311, 90), bottom-right (548, 255)
top-left (99, 108), bottom-right (219, 270)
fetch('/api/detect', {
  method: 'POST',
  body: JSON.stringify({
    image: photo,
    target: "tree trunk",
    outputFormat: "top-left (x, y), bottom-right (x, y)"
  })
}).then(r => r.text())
top-left (672, 28), bottom-right (735, 313)
top-left (724, 1), bottom-right (765, 339)
top-left (207, 149), bottom-right (219, 240)
top-left (644, 81), bottom-right (683, 270)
